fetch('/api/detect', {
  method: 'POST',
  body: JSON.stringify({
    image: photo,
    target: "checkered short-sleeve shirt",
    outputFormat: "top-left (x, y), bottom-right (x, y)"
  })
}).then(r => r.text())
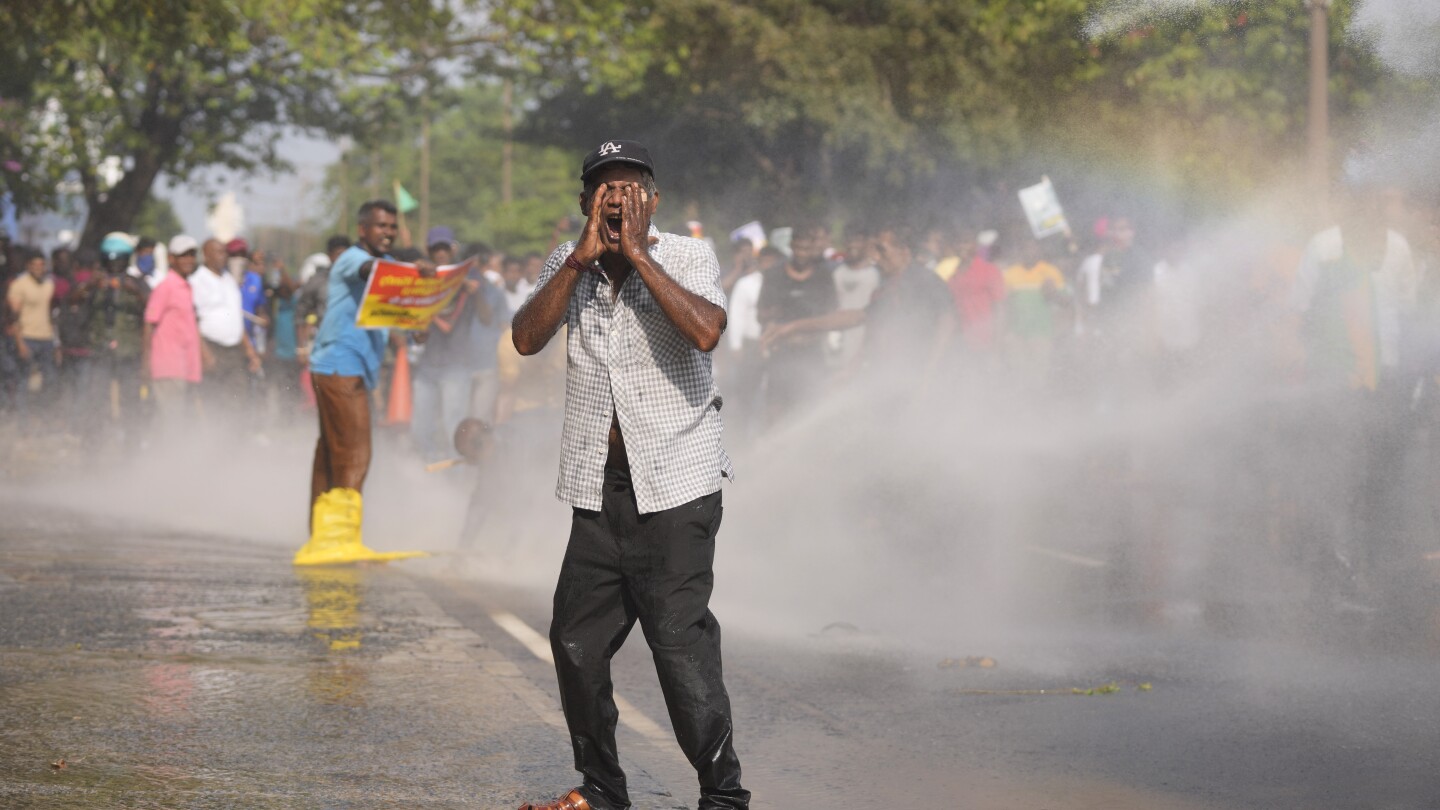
top-left (529, 227), bottom-right (733, 514)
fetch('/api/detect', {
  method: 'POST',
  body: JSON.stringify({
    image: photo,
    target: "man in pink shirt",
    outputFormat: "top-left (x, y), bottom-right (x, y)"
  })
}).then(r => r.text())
top-left (143, 235), bottom-right (202, 421)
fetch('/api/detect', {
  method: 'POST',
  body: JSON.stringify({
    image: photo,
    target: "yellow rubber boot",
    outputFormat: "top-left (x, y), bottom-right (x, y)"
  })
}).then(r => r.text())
top-left (293, 488), bottom-right (428, 566)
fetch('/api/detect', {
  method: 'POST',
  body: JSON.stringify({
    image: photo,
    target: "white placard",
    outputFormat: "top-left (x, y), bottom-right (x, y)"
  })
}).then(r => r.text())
top-left (1018, 177), bottom-right (1070, 240)
top-left (729, 221), bottom-right (766, 252)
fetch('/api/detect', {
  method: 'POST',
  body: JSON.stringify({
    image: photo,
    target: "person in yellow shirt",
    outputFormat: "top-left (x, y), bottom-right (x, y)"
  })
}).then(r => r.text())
top-left (7, 249), bottom-right (59, 419)
top-left (1002, 240), bottom-right (1067, 391)
top-left (932, 228), bottom-right (990, 284)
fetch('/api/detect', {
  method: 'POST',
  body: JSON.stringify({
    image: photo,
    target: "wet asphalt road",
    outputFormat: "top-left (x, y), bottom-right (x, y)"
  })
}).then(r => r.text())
top-left (2, 500), bottom-right (1439, 809)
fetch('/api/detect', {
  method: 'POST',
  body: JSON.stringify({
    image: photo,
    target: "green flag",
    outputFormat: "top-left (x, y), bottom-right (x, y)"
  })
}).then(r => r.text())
top-left (393, 181), bottom-right (419, 214)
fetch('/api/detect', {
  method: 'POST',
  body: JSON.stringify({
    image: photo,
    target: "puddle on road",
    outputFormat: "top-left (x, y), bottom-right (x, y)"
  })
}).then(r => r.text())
top-left (0, 562), bottom-right (460, 806)
top-left (298, 566), bottom-right (366, 652)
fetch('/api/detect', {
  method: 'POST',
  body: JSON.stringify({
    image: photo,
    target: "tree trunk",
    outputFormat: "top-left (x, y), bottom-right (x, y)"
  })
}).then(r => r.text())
top-left (78, 151), bottom-right (167, 250)
top-left (1307, 0), bottom-right (1331, 224)
top-left (337, 147), bottom-right (351, 235)
top-left (75, 77), bottom-right (182, 250)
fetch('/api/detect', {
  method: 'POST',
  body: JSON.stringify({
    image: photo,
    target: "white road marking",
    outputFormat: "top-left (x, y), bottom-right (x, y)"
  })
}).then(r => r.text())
top-left (489, 610), bottom-right (671, 742)
top-left (1023, 544), bottom-right (1108, 569)
top-left (490, 610), bottom-right (555, 663)
top-left (612, 694), bottom-right (671, 741)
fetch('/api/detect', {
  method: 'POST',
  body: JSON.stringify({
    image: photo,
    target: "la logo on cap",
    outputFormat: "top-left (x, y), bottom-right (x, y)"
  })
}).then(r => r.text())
top-left (598, 142), bottom-right (623, 156)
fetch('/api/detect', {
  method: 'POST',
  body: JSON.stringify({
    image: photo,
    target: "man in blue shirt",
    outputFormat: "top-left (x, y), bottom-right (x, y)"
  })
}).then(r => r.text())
top-left (294, 199), bottom-right (433, 566)
top-left (230, 238), bottom-right (269, 352)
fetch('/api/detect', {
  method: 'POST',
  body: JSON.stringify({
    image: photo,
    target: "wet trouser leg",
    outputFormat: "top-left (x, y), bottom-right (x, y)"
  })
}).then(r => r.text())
top-left (550, 467), bottom-right (749, 810)
top-left (309, 373), bottom-right (372, 529)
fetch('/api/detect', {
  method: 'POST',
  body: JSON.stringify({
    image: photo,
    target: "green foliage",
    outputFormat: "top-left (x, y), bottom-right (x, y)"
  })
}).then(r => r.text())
top-left (1067, 0), bottom-right (1390, 193)
top-left (3, 0), bottom-right (1432, 249)
top-left (251, 223), bottom-right (326, 273)
top-left (327, 83), bottom-right (580, 254)
top-left (491, 0), bottom-right (662, 93)
top-left (505, 0), bottom-right (1423, 221)
top-left (130, 194), bottom-right (182, 241)
top-left (0, 0), bottom-right (498, 246)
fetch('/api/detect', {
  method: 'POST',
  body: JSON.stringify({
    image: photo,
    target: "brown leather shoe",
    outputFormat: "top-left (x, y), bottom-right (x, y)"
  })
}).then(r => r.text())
top-left (517, 789), bottom-right (590, 810)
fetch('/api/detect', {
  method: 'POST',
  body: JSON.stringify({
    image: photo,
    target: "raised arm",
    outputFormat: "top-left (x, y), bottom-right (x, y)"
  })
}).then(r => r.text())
top-left (762, 308), bottom-right (865, 350)
top-left (618, 184), bottom-right (726, 352)
top-left (513, 184), bottom-right (609, 356)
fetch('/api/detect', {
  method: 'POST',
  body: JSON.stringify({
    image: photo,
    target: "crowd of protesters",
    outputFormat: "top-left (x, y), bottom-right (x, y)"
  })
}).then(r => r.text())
top-left (2, 180), bottom-right (1438, 609)
top-left (707, 184), bottom-right (1440, 615)
top-left (0, 231), bottom-right (287, 447)
top-left (0, 223), bottom-right (563, 459)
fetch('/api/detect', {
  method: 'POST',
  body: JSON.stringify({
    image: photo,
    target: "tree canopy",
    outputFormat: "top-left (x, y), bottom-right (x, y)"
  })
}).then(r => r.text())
top-left (0, 0), bottom-right (502, 248)
top-left (2, 0), bottom-right (1433, 249)
top-left (505, 0), bottom-right (1425, 225)
top-left (327, 83), bottom-right (580, 254)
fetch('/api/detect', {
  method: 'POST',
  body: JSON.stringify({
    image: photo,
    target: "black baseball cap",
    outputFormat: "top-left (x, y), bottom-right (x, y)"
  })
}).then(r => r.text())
top-left (581, 140), bottom-right (655, 182)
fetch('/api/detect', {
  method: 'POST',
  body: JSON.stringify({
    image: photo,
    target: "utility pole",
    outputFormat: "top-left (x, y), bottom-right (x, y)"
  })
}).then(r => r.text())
top-left (369, 149), bottom-right (381, 200)
top-left (420, 93), bottom-right (432, 244)
top-left (502, 76), bottom-right (514, 206)
top-left (1307, 0), bottom-right (1331, 221)
top-left (337, 148), bottom-right (350, 235)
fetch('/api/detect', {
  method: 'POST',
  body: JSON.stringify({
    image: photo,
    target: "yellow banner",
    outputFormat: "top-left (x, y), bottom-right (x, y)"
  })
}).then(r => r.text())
top-left (355, 257), bottom-right (474, 330)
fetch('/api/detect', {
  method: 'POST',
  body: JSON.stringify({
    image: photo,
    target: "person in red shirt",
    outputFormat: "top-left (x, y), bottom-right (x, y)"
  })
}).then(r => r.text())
top-left (946, 230), bottom-right (1006, 355)
top-left (50, 246), bottom-right (75, 302)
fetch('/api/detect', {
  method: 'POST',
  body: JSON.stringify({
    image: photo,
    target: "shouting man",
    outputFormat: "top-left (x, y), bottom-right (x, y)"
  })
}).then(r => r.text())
top-left (511, 141), bottom-right (750, 810)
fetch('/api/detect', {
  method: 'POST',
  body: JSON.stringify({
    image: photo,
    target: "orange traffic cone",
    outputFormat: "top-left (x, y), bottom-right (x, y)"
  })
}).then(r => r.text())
top-left (386, 345), bottom-right (413, 425)
top-left (300, 366), bottom-right (316, 410)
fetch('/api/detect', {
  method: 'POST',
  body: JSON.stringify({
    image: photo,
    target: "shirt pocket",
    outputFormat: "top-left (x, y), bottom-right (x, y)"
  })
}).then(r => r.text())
top-left (629, 299), bottom-right (691, 368)
top-left (576, 295), bottom-right (609, 360)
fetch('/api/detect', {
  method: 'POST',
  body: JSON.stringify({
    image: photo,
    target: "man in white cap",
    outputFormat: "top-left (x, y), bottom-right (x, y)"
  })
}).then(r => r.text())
top-left (142, 235), bottom-right (202, 423)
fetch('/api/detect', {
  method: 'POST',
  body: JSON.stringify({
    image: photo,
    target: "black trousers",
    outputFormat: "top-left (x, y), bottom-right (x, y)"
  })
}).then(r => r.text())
top-left (551, 467), bottom-right (749, 810)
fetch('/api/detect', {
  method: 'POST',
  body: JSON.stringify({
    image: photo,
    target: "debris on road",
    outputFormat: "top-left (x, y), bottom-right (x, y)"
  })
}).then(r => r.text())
top-left (1072, 682), bottom-right (1121, 696)
top-left (952, 680), bottom-right (1155, 697)
top-left (938, 656), bottom-right (997, 670)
